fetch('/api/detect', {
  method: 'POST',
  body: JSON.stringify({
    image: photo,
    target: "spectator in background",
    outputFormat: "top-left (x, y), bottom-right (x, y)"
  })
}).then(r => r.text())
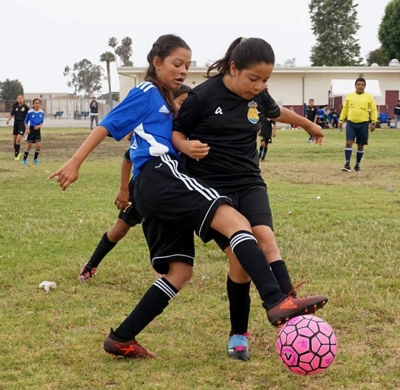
top-left (305, 98), bottom-right (318, 142)
top-left (89, 96), bottom-right (99, 130)
top-left (328, 108), bottom-right (339, 129)
top-left (339, 77), bottom-right (377, 173)
top-left (394, 100), bottom-right (400, 129)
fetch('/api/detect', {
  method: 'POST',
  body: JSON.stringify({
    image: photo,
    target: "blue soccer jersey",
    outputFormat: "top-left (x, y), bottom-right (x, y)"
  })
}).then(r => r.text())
top-left (24, 109), bottom-right (45, 127)
top-left (101, 82), bottom-right (180, 177)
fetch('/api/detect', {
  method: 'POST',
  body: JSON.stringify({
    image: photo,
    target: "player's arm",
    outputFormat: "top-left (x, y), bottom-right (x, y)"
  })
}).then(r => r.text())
top-left (272, 121), bottom-right (277, 137)
top-left (115, 151), bottom-right (132, 211)
top-left (48, 126), bottom-right (109, 190)
top-left (369, 97), bottom-right (378, 132)
top-left (339, 98), bottom-right (349, 128)
top-left (172, 130), bottom-right (210, 161)
top-left (273, 107), bottom-right (323, 145)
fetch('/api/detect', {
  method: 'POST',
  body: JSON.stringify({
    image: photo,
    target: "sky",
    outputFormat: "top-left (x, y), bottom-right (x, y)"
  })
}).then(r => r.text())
top-left (1, 0), bottom-right (391, 94)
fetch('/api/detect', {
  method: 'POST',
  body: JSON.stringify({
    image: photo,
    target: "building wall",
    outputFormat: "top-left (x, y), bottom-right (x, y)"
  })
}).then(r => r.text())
top-left (118, 66), bottom-right (400, 115)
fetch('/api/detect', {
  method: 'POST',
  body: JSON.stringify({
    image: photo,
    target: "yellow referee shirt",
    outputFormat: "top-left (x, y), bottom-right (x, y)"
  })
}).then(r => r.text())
top-left (339, 92), bottom-right (378, 123)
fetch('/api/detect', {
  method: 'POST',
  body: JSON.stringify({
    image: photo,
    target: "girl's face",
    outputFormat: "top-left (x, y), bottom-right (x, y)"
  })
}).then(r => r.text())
top-left (33, 100), bottom-right (41, 110)
top-left (17, 95), bottom-right (24, 105)
top-left (154, 48), bottom-right (192, 91)
top-left (228, 62), bottom-right (274, 100)
top-left (173, 92), bottom-right (189, 111)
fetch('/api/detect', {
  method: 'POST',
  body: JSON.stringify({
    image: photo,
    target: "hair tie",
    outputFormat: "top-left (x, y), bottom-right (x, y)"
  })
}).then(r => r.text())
top-left (240, 37), bottom-right (247, 43)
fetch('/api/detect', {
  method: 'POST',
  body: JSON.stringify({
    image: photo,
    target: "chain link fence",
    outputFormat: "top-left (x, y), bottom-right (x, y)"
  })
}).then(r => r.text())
top-left (0, 98), bottom-right (117, 120)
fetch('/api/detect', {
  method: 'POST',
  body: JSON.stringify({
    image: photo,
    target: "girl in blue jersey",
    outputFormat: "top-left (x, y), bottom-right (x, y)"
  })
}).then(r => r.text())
top-left (77, 85), bottom-right (192, 283)
top-left (173, 37), bottom-right (327, 361)
top-left (49, 34), bottom-right (327, 359)
top-left (22, 98), bottom-right (44, 165)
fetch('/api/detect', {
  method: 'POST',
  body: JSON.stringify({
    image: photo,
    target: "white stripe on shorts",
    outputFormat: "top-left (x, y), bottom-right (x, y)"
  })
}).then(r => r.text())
top-left (160, 155), bottom-right (220, 201)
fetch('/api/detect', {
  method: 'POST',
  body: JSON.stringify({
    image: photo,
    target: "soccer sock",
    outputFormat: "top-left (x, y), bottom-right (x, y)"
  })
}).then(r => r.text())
top-left (114, 277), bottom-right (178, 340)
top-left (23, 150), bottom-right (29, 160)
top-left (356, 150), bottom-right (364, 165)
top-left (262, 148), bottom-right (268, 159)
top-left (345, 148), bottom-right (352, 164)
top-left (227, 276), bottom-right (251, 335)
top-left (15, 144), bottom-right (21, 156)
top-left (14, 143), bottom-right (17, 154)
top-left (258, 146), bottom-right (263, 159)
top-left (230, 231), bottom-right (285, 310)
top-left (34, 150), bottom-right (40, 160)
top-left (270, 260), bottom-right (293, 295)
top-left (87, 232), bottom-right (117, 268)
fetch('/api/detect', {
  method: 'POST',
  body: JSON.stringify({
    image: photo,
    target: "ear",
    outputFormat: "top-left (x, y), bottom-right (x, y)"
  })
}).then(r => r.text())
top-left (153, 56), bottom-right (162, 70)
top-left (229, 61), bottom-right (238, 77)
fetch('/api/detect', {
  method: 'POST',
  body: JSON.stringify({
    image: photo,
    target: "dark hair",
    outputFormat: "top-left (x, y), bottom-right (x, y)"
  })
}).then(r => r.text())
top-left (355, 77), bottom-right (366, 85)
top-left (32, 98), bottom-right (41, 104)
top-left (145, 34), bottom-right (191, 116)
top-left (207, 37), bottom-right (275, 78)
top-left (172, 84), bottom-right (191, 99)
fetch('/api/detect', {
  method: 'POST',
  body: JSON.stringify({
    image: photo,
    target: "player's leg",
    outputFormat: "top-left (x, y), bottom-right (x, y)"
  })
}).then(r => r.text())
top-left (33, 140), bottom-right (41, 164)
top-left (78, 201), bottom-right (142, 282)
top-left (354, 123), bottom-right (369, 172)
top-left (342, 121), bottom-right (355, 172)
top-left (104, 220), bottom-right (194, 358)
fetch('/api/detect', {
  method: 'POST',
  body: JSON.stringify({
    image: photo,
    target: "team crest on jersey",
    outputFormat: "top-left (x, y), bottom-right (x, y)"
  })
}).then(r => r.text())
top-left (21, 107), bottom-right (25, 112)
top-left (247, 101), bottom-right (259, 124)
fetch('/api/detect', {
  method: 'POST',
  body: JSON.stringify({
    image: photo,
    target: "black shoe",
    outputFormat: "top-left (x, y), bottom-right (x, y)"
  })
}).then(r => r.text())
top-left (341, 163), bottom-right (351, 172)
top-left (354, 164), bottom-right (361, 172)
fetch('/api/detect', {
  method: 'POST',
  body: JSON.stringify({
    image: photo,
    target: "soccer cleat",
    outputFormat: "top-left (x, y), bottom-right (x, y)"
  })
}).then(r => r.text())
top-left (103, 329), bottom-right (156, 359)
top-left (266, 295), bottom-right (328, 327)
top-left (33, 159), bottom-right (39, 165)
top-left (14, 153), bottom-right (21, 161)
top-left (228, 333), bottom-right (250, 361)
top-left (22, 159), bottom-right (28, 165)
top-left (341, 163), bottom-right (351, 172)
top-left (354, 164), bottom-right (361, 172)
top-left (77, 263), bottom-right (97, 282)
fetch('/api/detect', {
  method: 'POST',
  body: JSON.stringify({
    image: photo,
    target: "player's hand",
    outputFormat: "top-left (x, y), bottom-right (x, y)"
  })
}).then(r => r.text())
top-left (304, 123), bottom-right (324, 145)
top-left (183, 140), bottom-right (210, 161)
top-left (114, 188), bottom-right (130, 211)
top-left (26, 128), bottom-right (30, 134)
top-left (6, 121), bottom-right (9, 125)
top-left (339, 121), bottom-right (343, 130)
top-left (48, 159), bottom-right (80, 191)
top-left (370, 123), bottom-right (376, 132)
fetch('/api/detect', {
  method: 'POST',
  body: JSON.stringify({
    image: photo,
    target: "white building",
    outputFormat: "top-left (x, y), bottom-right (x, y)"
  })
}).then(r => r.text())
top-left (118, 64), bottom-right (400, 117)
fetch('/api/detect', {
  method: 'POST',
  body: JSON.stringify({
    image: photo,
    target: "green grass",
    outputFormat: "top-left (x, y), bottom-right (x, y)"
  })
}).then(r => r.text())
top-left (0, 127), bottom-right (399, 389)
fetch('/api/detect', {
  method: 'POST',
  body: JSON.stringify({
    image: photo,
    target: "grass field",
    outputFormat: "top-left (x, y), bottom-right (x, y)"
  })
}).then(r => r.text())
top-left (0, 127), bottom-right (399, 390)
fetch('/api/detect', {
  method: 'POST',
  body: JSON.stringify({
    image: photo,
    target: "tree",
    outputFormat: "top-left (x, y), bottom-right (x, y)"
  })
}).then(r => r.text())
top-left (63, 59), bottom-right (103, 96)
top-left (108, 37), bottom-right (120, 67)
top-left (100, 51), bottom-right (116, 109)
top-left (366, 48), bottom-right (390, 66)
top-left (109, 36), bottom-right (133, 67)
top-left (309, 0), bottom-right (362, 66)
top-left (0, 79), bottom-right (24, 101)
top-left (378, 0), bottom-right (400, 61)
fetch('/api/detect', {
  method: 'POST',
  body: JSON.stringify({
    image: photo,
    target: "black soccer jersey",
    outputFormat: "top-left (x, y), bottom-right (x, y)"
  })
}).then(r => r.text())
top-left (10, 104), bottom-right (29, 122)
top-left (306, 105), bottom-right (317, 122)
top-left (173, 75), bottom-right (280, 192)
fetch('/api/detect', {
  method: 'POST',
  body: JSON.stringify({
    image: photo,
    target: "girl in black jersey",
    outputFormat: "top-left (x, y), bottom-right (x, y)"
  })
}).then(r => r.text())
top-left (77, 85), bottom-right (192, 282)
top-left (50, 35), bottom-right (327, 360)
top-left (173, 37), bottom-right (326, 361)
top-left (6, 95), bottom-right (29, 160)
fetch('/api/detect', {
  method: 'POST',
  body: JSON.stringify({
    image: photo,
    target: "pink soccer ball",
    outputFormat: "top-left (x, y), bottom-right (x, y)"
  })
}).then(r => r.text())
top-left (276, 315), bottom-right (338, 375)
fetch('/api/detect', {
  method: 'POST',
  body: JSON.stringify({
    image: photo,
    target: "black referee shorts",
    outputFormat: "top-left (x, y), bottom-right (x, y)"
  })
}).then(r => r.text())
top-left (213, 185), bottom-right (274, 251)
top-left (133, 155), bottom-right (233, 274)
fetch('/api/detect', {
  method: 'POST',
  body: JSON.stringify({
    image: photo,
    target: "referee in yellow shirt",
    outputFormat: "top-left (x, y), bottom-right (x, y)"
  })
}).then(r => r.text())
top-left (339, 78), bottom-right (377, 172)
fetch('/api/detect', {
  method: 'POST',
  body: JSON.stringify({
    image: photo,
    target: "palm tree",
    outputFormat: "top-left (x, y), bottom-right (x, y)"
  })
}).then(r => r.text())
top-left (108, 37), bottom-right (119, 67)
top-left (100, 51), bottom-right (116, 109)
